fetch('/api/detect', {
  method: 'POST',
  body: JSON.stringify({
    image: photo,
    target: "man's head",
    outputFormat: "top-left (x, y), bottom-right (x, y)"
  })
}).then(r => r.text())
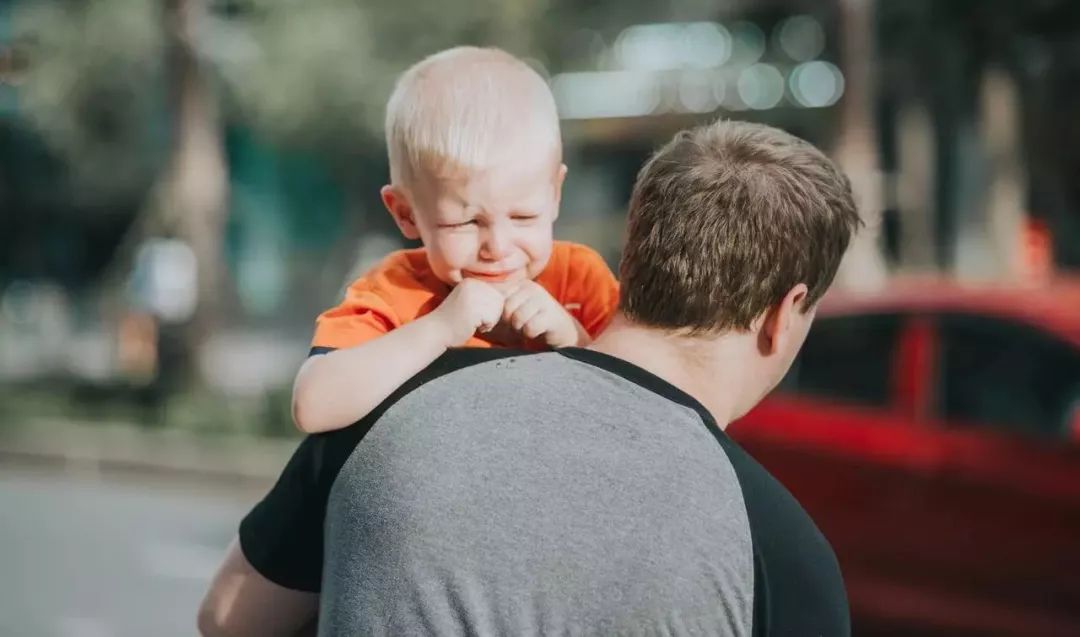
top-left (380, 47), bottom-right (566, 291)
top-left (619, 119), bottom-right (861, 408)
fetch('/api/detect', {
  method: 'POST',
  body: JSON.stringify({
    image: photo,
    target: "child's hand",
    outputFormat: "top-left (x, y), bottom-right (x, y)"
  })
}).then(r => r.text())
top-left (431, 279), bottom-right (506, 347)
top-left (502, 281), bottom-right (584, 348)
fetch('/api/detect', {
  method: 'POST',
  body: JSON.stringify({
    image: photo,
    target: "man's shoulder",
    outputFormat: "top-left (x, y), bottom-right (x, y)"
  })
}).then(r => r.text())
top-left (360, 347), bottom-right (531, 420)
top-left (301, 348), bottom-right (531, 486)
top-left (710, 432), bottom-right (835, 546)
top-left (423, 348), bottom-right (532, 380)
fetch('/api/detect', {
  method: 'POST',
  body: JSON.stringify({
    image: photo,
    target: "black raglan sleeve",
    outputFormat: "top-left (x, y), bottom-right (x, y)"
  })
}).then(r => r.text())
top-left (238, 346), bottom-right (526, 592)
top-left (239, 429), bottom-right (358, 592)
top-left (713, 433), bottom-right (851, 637)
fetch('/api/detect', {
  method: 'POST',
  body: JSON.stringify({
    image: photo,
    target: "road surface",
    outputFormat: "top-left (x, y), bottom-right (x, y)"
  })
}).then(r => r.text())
top-left (0, 463), bottom-right (267, 637)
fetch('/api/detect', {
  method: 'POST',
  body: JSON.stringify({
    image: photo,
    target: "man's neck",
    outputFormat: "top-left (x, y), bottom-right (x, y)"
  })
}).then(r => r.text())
top-left (587, 315), bottom-right (752, 428)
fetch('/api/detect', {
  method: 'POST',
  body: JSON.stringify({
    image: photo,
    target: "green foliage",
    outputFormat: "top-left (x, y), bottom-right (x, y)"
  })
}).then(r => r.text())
top-left (12, 0), bottom-right (553, 190)
top-left (13, 0), bottom-right (167, 203)
top-left (211, 0), bottom-right (552, 147)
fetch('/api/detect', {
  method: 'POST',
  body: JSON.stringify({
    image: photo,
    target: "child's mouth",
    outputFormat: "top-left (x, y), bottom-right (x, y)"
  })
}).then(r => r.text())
top-left (464, 270), bottom-right (515, 282)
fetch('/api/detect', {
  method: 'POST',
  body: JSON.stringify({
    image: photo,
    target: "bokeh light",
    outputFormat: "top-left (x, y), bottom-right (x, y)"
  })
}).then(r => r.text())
top-left (738, 63), bottom-right (785, 110)
top-left (776, 15), bottom-right (826, 62)
top-left (789, 60), bottom-right (844, 107)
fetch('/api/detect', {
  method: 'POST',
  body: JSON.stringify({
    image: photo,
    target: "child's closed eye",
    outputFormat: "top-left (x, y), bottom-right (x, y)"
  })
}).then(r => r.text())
top-left (439, 220), bottom-right (478, 229)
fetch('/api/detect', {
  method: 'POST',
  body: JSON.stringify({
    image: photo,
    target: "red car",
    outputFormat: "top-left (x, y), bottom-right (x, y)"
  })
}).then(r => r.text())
top-left (729, 278), bottom-right (1080, 637)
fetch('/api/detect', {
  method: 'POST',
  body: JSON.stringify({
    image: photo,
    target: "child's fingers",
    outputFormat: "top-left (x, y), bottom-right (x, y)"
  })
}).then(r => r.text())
top-left (478, 297), bottom-right (506, 333)
top-left (502, 291), bottom-right (526, 321)
top-left (521, 311), bottom-right (551, 339)
top-left (510, 298), bottom-right (544, 331)
top-left (502, 284), bottom-right (538, 321)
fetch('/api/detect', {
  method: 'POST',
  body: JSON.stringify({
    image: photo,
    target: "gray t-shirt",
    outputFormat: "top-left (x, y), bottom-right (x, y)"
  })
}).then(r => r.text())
top-left (241, 348), bottom-right (849, 636)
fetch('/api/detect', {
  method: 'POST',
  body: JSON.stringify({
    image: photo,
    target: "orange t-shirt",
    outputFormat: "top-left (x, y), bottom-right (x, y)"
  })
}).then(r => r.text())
top-left (311, 241), bottom-right (619, 351)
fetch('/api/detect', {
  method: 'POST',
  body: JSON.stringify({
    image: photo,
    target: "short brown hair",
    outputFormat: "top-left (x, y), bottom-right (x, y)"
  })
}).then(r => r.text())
top-left (619, 119), bottom-right (861, 333)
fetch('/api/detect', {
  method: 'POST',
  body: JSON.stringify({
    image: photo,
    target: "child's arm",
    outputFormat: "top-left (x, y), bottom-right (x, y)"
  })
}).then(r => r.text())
top-left (291, 279), bottom-right (505, 434)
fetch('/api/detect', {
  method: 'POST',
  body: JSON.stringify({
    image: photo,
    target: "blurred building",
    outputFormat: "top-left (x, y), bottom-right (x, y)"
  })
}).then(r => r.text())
top-left (2, 0), bottom-right (1079, 390)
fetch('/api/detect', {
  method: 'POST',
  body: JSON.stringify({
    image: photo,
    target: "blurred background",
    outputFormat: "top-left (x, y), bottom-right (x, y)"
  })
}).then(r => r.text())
top-left (1, 0), bottom-right (1078, 635)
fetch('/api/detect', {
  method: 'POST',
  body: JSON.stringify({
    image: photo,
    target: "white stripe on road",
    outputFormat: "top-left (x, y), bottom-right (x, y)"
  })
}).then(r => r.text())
top-left (139, 541), bottom-right (224, 581)
top-left (56, 616), bottom-right (112, 637)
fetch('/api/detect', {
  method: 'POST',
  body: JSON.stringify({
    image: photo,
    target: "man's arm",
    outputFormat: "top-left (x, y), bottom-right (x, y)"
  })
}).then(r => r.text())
top-left (198, 539), bottom-right (318, 637)
top-left (199, 433), bottom-right (334, 636)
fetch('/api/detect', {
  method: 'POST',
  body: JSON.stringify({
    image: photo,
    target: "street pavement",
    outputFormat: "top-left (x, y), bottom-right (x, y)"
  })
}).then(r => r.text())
top-left (0, 464), bottom-right (267, 637)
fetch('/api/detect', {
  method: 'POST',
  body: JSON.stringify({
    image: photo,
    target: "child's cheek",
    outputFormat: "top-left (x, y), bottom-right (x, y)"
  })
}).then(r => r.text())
top-left (441, 234), bottom-right (479, 269)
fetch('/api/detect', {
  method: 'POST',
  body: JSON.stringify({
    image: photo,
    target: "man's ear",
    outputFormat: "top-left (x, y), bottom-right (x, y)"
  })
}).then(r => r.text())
top-left (756, 283), bottom-right (810, 356)
top-left (380, 185), bottom-right (421, 240)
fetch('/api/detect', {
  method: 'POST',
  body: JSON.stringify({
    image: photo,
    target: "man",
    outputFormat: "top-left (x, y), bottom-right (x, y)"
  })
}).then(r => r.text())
top-left (199, 119), bottom-right (862, 636)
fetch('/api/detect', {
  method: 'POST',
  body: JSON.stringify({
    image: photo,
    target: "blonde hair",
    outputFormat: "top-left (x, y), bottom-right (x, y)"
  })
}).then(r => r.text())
top-left (385, 47), bottom-right (561, 188)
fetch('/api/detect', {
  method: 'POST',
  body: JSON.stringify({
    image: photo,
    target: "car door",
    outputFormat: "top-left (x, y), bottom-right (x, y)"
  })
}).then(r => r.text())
top-left (917, 313), bottom-right (1080, 636)
top-left (730, 312), bottom-right (951, 627)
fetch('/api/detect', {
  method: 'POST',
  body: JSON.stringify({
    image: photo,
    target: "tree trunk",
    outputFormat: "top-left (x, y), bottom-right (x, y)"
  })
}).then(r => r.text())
top-left (160, 0), bottom-right (229, 385)
top-left (961, 69), bottom-right (1024, 281)
top-left (895, 102), bottom-right (937, 272)
top-left (832, 0), bottom-right (888, 291)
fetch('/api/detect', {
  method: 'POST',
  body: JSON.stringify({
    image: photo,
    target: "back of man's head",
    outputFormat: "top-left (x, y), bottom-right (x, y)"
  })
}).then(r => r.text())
top-left (619, 119), bottom-right (861, 333)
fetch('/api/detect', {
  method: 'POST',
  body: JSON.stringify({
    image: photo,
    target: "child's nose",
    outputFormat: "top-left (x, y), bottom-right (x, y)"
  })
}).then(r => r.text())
top-left (479, 225), bottom-right (512, 261)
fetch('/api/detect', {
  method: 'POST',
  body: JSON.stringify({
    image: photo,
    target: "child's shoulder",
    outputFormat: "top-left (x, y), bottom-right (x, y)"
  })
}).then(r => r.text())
top-left (540, 241), bottom-right (619, 328)
top-left (550, 240), bottom-right (607, 266)
top-left (377, 247), bottom-right (430, 274)
top-left (538, 241), bottom-right (616, 295)
top-left (346, 247), bottom-right (431, 292)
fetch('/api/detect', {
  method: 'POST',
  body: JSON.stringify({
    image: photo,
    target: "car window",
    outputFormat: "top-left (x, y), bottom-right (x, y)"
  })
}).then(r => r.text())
top-left (936, 314), bottom-right (1080, 441)
top-left (780, 313), bottom-right (902, 408)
